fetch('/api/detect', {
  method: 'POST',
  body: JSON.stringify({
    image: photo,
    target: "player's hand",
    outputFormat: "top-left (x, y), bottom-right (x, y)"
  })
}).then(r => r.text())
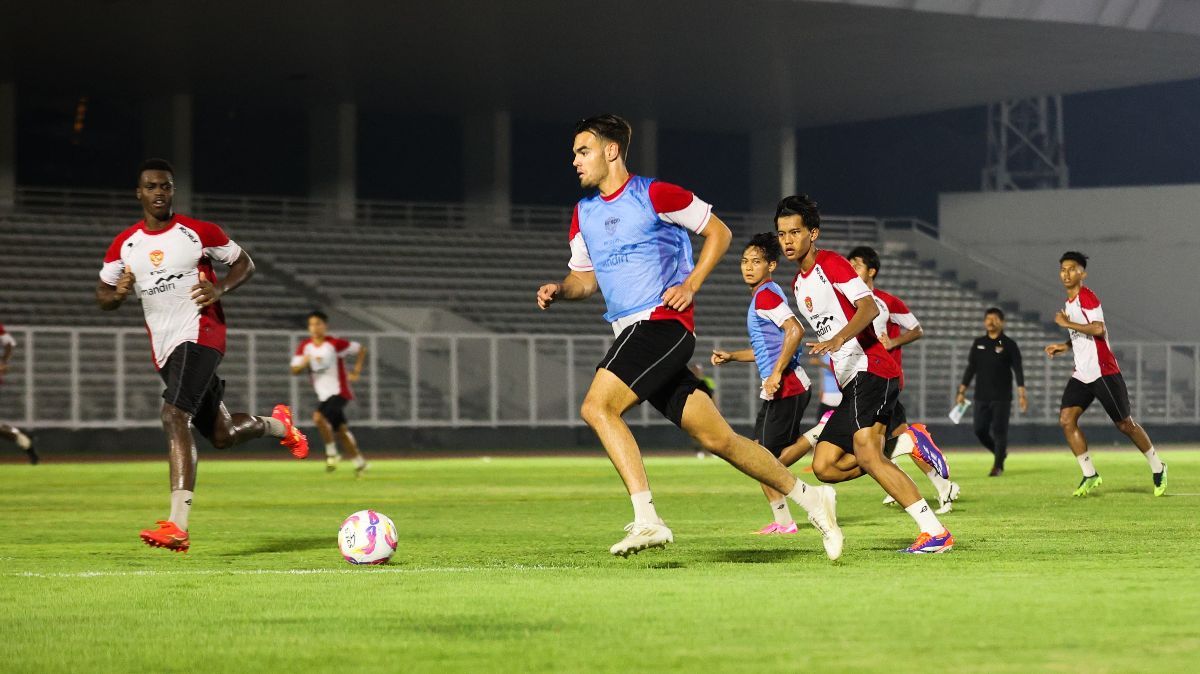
top-left (955, 392), bottom-right (966, 406)
top-left (190, 271), bottom-right (223, 308)
top-left (1054, 311), bottom-right (1070, 328)
top-left (1018, 392), bottom-right (1029, 413)
top-left (710, 349), bottom-right (732, 366)
top-left (1045, 342), bottom-right (1068, 358)
top-left (879, 333), bottom-right (894, 350)
top-left (806, 335), bottom-right (846, 355)
top-left (763, 371), bottom-right (782, 396)
top-left (348, 370), bottom-right (361, 383)
top-left (537, 283), bottom-right (561, 310)
top-left (661, 283), bottom-right (695, 312)
top-left (114, 269), bottom-right (135, 299)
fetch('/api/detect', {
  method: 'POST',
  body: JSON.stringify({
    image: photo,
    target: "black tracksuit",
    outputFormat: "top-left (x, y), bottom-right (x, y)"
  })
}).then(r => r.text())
top-left (961, 333), bottom-right (1025, 469)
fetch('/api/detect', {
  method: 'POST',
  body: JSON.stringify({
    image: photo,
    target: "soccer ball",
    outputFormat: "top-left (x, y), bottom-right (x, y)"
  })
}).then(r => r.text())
top-left (338, 510), bottom-right (398, 565)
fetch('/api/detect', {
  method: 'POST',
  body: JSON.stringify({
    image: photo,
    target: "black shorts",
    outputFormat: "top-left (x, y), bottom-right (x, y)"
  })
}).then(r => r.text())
top-left (819, 372), bottom-right (900, 454)
top-left (318, 395), bottom-right (350, 429)
top-left (598, 320), bottom-right (705, 427)
top-left (754, 389), bottom-right (811, 457)
top-left (1061, 374), bottom-right (1131, 423)
top-left (159, 342), bottom-right (225, 439)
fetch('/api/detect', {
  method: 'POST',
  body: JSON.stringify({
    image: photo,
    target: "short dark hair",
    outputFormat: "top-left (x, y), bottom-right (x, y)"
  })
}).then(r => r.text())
top-left (847, 245), bottom-right (881, 273)
top-left (139, 158), bottom-right (174, 181)
top-left (574, 114), bottom-right (632, 162)
top-left (775, 194), bottom-right (820, 230)
top-left (745, 232), bottom-right (783, 263)
top-left (307, 310), bottom-right (329, 323)
top-left (985, 307), bottom-right (1005, 320)
top-left (1060, 251), bottom-right (1088, 268)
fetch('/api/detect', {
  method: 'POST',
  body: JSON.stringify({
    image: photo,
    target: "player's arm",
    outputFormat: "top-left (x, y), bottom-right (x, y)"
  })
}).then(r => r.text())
top-left (1010, 339), bottom-right (1028, 411)
top-left (886, 324), bottom-right (923, 350)
top-left (762, 317), bottom-right (804, 396)
top-left (1044, 340), bottom-right (1071, 357)
top-left (1054, 310), bottom-right (1105, 337)
top-left (0, 338), bottom-right (12, 375)
top-left (956, 341), bottom-right (977, 404)
top-left (192, 249), bottom-right (254, 308)
top-left (95, 271), bottom-right (135, 311)
top-left (662, 214), bottom-right (731, 311)
top-left (808, 296), bottom-right (879, 355)
top-left (349, 344), bottom-right (367, 382)
top-left (537, 270), bottom-right (599, 309)
top-left (289, 354), bottom-right (310, 375)
top-left (710, 347), bottom-right (755, 365)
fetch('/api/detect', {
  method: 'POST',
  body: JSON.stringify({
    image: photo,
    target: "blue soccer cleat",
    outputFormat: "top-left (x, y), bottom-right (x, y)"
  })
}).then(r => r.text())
top-left (907, 423), bottom-right (949, 479)
top-left (900, 529), bottom-right (954, 554)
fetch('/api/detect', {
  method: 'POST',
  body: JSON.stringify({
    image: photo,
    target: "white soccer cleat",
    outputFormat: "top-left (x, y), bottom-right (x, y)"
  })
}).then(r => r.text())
top-left (935, 481), bottom-right (961, 515)
top-left (805, 485), bottom-right (844, 561)
top-left (882, 494), bottom-right (897, 506)
top-left (325, 454), bottom-right (342, 473)
top-left (609, 521), bottom-right (673, 557)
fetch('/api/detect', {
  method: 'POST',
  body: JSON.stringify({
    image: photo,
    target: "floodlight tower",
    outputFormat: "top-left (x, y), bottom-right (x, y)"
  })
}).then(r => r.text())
top-left (982, 95), bottom-right (1069, 191)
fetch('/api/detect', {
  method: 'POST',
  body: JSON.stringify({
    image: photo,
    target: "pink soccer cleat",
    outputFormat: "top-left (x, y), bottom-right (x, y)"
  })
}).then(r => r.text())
top-left (753, 522), bottom-right (799, 535)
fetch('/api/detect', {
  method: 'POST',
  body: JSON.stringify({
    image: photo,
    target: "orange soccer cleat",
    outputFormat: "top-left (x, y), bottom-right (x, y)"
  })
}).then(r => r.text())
top-left (272, 404), bottom-right (309, 459)
top-left (140, 520), bottom-right (190, 553)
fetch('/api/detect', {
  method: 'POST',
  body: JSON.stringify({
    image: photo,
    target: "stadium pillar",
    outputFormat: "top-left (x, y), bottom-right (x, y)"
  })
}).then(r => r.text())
top-left (143, 93), bottom-right (194, 212)
top-left (750, 126), bottom-right (797, 211)
top-left (462, 110), bottom-right (511, 225)
top-left (0, 82), bottom-right (13, 213)
top-left (636, 118), bottom-right (659, 177)
top-left (309, 102), bottom-right (357, 223)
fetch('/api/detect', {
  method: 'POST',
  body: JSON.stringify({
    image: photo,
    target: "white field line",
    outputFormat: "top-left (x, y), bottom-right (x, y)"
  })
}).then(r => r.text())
top-left (10, 564), bottom-right (576, 579)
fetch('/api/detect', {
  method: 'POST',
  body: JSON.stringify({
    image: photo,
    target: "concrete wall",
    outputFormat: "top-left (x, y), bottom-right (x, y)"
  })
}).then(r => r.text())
top-left (939, 184), bottom-right (1200, 341)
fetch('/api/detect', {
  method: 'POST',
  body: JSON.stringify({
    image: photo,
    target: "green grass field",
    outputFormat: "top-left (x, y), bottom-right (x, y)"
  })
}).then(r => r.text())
top-left (1, 449), bottom-right (1198, 673)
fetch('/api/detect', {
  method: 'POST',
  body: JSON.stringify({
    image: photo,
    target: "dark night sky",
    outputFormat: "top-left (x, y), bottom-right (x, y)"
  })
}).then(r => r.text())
top-left (15, 78), bottom-right (1200, 222)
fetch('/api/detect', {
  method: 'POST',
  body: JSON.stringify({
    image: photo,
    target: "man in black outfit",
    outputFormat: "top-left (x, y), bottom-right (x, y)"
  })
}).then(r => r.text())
top-left (957, 308), bottom-right (1027, 476)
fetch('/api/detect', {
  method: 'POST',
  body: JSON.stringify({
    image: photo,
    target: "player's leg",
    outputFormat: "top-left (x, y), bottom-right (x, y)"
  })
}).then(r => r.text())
top-left (675, 388), bottom-right (842, 559)
top-left (1060, 378), bottom-right (1101, 496)
top-left (0, 423), bottom-right (37, 464)
top-left (313, 407), bottom-right (338, 470)
top-left (201, 376), bottom-right (307, 458)
top-left (1095, 374), bottom-right (1166, 495)
top-left (990, 402), bottom-right (1012, 476)
top-left (324, 397), bottom-right (366, 476)
top-left (753, 391), bottom-right (811, 534)
top-left (973, 401), bottom-right (997, 467)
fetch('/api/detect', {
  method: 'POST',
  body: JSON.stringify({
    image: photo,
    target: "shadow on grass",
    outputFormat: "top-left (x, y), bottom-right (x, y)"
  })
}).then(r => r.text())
top-left (704, 549), bottom-right (808, 564)
top-left (222, 536), bottom-right (330, 556)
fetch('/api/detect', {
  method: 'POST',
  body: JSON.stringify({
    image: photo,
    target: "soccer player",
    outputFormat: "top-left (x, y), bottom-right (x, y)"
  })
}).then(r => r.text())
top-left (957, 307), bottom-right (1027, 477)
top-left (536, 115), bottom-right (841, 559)
top-left (846, 246), bottom-right (958, 514)
top-left (95, 158), bottom-right (310, 553)
top-left (0, 323), bottom-right (38, 464)
top-left (1045, 251), bottom-right (1166, 497)
top-left (710, 233), bottom-right (814, 535)
top-left (291, 311), bottom-right (369, 476)
top-left (778, 195), bottom-right (954, 553)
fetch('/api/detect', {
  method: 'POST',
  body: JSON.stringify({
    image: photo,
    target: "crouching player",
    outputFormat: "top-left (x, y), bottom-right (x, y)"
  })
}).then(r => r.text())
top-left (712, 233), bottom-right (823, 535)
top-left (291, 311), bottom-right (369, 477)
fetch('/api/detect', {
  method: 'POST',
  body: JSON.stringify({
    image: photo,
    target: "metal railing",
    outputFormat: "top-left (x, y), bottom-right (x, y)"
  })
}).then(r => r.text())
top-left (1, 326), bottom-right (1195, 430)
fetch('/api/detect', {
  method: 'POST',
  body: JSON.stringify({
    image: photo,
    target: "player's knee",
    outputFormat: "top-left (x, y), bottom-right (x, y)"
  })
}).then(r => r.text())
top-left (1115, 418), bottom-right (1137, 435)
top-left (1058, 410), bottom-right (1077, 429)
top-left (210, 431), bottom-right (235, 450)
top-left (811, 456), bottom-right (837, 482)
top-left (579, 398), bottom-right (615, 428)
top-left (312, 410), bottom-right (326, 426)
top-left (160, 404), bottom-right (189, 428)
top-left (694, 429), bottom-right (734, 456)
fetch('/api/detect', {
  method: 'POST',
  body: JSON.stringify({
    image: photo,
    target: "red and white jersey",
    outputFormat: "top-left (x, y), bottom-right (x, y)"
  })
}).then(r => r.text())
top-left (1065, 286), bottom-right (1120, 383)
top-left (99, 215), bottom-right (242, 369)
top-left (792, 250), bottom-right (901, 388)
top-left (291, 336), bottom-right (361, 401)
top-left (870, 287), bottom-right (921, 387)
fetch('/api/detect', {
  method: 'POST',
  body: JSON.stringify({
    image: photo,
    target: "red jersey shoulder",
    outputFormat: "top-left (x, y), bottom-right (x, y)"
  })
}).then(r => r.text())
top-left (177, 214), bottom-right (230, 247)
top-left (104, 222), bottom-right (144, 262)
top-left (0, 323), bottom-right (6, 335)
top-left (1079, 286), bottom-right (1102, 310)
top-left (875, 288), bottom-right (909, 314)
top-left (294, 338), bottom-right (313, 356)
top-left (816, 250), bottom-right (858, 283)
top-left (647, 180), bottom-right (694, 214)
top-left (328, 337), bottom-right (351, 352)
top-left (568, 204), bottom-right (580, 240)
top-left (754, 288), bottom-right (784, 311)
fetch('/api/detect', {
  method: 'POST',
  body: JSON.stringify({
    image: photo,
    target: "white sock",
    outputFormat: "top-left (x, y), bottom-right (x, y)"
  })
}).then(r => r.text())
top-left (1143, 446), bottom-right (1164, 473)
top-left (325, 442), bottom-right (338, 458)
top-left (260, 415), bottom-right (286, 437)
top-left (802, 422), bottom-right (826, 448)
top-left (769, 498), bottom-right (793, 525)
top-left (892, 432), bottom-right (915, 457)
top-left (925, 468), bottom-right (951, 496)
top-left (169, 489), bottom-right (193, 531)
top-left (14, 429), bottom-right (32, 450)
top-left (904, 498), bottom-right (943, 535)
top-left (352, 454), bottom-right (366, 468)
top-left (787, 480), bottom-right (821, 513)
top-left (631, 490), bottom-right (659, 523)
top-left (1076, 452), bottom-right (1097, 477)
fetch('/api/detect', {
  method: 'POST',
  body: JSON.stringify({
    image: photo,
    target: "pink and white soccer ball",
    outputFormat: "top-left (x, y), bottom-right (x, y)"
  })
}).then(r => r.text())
top-left (338, 510), bottom-right (398, 565)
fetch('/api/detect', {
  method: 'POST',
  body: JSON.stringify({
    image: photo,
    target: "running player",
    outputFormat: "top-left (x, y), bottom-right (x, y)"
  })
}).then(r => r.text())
top-left (846, 246), bottom-right (958, 514)
top-left (710, 233), bottom-right (813, 535)
top-left (0, 323), bottom-right (38, 464)
top-left (537, 115), bottom-right (841, 559)
top-left (291, 310), bottom-right (369, 476)
top-left (777, 194), bottom-right (954, 553)
top-left (1045, 251), bottom-right (1166, 496)
top-left (96, 158), bottom-right (309, 553)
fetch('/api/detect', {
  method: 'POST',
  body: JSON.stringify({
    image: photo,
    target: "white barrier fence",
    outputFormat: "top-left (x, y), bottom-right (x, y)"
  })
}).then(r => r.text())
top-left (1, 326), bottom-right (1197, 430)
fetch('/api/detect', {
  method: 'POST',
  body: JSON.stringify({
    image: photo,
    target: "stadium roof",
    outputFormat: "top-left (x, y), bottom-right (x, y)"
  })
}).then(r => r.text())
top-left (3, 0), bottom-right (1200, 129)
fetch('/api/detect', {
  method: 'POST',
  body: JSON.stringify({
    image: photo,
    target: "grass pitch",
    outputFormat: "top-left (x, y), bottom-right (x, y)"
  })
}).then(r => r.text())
top-left (1, 449), bottom-right (1198, 673)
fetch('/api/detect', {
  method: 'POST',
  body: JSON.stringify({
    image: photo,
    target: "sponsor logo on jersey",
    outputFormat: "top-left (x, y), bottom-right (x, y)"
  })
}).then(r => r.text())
top-left (150, 250), bottom-right (164, 267)
top-left (804, 296), bottom-right (813, 312)
top-left (604, 217), bottom-right (620, 236)
top-left (814, 315), bottom-right (835, 337)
